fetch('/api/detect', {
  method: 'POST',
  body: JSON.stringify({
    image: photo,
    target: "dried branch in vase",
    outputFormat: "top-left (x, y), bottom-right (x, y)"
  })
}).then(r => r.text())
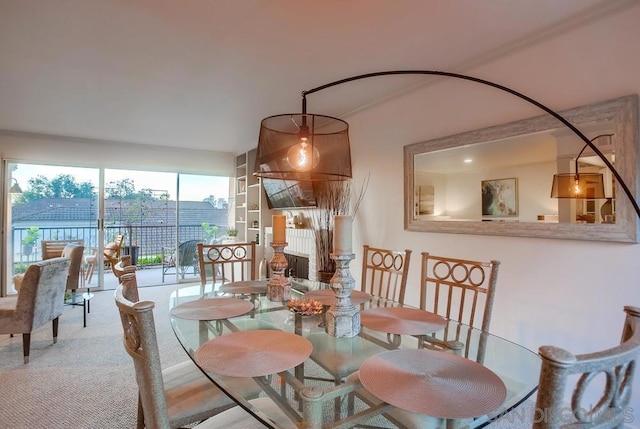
top-left (306, 174), bottom-right (369, 277)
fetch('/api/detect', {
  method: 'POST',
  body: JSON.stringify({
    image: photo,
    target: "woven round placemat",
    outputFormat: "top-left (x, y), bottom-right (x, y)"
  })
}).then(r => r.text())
top-left (303, 289), bottom-right (371, 306)
top-left (170, 297), bottom-right (253, 320)
top-left (360, 307), bottom-right (447, 335)
top-left (220, 280), bottom-right (269, 295)
top-left (194, 330), bottom-right (313, 377)
top-left (359, 349), bottom-right (507, 418)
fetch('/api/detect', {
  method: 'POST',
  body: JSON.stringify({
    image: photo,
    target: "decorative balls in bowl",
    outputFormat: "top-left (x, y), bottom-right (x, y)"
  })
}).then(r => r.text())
top-left (287, 299), bottom-right (324, 316)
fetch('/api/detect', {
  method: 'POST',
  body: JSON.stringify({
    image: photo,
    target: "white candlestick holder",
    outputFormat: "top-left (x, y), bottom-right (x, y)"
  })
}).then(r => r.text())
top-left (267, 242), bottom-right (291, 302)
top-left (325, 253), bottom-right (360, 337)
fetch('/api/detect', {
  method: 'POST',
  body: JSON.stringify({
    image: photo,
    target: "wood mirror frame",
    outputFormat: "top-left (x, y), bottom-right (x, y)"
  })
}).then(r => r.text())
top-left (404, 94), bottom-right (639, 242)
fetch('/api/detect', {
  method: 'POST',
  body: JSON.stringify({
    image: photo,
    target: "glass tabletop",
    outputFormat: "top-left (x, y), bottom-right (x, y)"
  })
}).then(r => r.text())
top-left (169, 283), bottom-right (539, 429)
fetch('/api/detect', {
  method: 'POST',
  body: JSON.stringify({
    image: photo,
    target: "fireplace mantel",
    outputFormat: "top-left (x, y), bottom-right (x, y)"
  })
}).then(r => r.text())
top-left (264, 227), bottom-right (317, 281)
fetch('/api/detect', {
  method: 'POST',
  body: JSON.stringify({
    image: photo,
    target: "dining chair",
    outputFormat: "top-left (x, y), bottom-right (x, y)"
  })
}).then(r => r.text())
top-left (534, 305), bottom-right (640, 429)
top-left (197, 242), bottom-right (256, 293)
top-left (113, 255), bottom-right (136, 282)
top-left (0, 257), bottom-right (70, 363)
top-left (114, 281), bottom-right (263, 429)
top-left (360, 245), bottom-right (412, 303)
top-left (418, 252), bottom-right (500, 359)
top-left (346, 252), bottom-right (500, 428)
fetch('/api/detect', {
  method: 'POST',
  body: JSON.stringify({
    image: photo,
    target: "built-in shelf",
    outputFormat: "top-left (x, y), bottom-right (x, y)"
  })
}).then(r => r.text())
top-left (235, 148), bottom-right (272, 278)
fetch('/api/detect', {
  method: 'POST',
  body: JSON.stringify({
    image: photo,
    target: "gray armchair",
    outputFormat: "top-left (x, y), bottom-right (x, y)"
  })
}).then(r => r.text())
top-left (0, 257), bottom-right (71, 363)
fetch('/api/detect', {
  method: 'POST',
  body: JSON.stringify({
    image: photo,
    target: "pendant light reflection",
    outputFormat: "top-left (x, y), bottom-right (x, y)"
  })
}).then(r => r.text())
top-left (550, 134), bottom-right (612, 199)
top-left (550, 173), bottom-right (606, 199)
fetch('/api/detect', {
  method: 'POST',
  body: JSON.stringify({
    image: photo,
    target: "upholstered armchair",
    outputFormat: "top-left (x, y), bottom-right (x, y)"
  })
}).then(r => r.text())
top-left (0, 257), bottom-right (71, 363)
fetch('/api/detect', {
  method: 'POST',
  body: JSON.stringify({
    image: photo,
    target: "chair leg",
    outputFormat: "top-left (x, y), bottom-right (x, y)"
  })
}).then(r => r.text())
top-left (52, 317), bottom-right (59, 343)
top-left (22, 333), bottom-right (31, 364)
top-left (85, 262), bottom-right (95, 284)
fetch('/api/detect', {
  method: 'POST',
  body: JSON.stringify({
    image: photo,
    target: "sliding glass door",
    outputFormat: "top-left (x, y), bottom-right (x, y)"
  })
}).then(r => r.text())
top-left (6, 162), bottom-right (99, 294)
top-left (4, 162), bottom-right (230, 294)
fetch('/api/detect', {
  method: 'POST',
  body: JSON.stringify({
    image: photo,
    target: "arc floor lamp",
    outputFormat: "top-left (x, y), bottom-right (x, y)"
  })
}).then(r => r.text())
top-left (254, 70), bottom-right (640, 220)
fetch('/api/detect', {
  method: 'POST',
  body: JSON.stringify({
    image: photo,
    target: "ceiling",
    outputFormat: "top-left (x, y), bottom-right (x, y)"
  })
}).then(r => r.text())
top-left (0, 0), bottom-right (633, 155)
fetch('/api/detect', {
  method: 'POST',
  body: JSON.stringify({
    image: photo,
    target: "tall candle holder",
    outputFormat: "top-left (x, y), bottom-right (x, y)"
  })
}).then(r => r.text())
top-left (325, 253), bottom-right (360, 337)
top-left (267, 242), bottom-right (291, 302)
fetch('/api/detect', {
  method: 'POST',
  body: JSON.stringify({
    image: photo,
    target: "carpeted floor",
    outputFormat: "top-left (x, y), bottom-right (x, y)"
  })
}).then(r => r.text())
top-left (0, 284), bottom-right (534, 428)
top-left (0, 284), bottom-right (186, 429)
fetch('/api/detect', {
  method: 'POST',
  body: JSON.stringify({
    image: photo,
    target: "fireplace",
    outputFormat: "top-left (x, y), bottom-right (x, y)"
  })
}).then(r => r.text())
top-left (264, 227), bottom-right (317, 281)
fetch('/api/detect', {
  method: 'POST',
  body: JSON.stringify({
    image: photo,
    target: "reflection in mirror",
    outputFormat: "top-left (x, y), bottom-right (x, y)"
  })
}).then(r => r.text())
top-left (404, 94), bottom-right (638, 242)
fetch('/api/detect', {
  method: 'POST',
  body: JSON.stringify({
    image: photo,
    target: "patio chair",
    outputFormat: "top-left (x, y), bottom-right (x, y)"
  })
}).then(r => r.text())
top-left (85, 233), bottom-right (125, 283)
top-left (41, 239), bottom-right (84, 260)
top-left (161, 239), bottom-right (201, 282)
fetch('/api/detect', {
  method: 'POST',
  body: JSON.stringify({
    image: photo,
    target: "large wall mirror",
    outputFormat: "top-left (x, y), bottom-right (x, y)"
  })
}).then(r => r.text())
top-left (404, 94), bottom-right (639, 242)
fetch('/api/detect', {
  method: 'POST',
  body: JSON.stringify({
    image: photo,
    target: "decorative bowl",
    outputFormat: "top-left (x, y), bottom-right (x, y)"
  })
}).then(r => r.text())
top-left (287, 298), bottom-right (323, 316)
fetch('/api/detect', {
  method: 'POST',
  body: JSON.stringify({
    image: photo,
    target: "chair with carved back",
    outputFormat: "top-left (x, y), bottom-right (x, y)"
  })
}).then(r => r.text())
top-left (348, 252), bottom-right (500, 429)
top-left (197, 242), bottom-right (256, 294)
top-left (418, 252), bottom-right (500, 361)
top-left (360, 245), bottom-right (412, 303)
top-left (534, 305), bottom-right (640, 429)
top-left (114, 280), bottom-right (265, 429)
top-left (113, 255), bottom-right (136, 283)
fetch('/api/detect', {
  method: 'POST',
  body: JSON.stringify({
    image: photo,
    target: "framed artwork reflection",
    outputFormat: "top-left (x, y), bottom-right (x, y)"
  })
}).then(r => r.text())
top-left (481, 177), bottom-right (518, 217)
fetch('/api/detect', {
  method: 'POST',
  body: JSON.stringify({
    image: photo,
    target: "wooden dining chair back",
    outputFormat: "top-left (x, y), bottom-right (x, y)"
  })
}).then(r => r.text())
top-left (420, 252), bottom-right (500, 332)
top-left (114, 283), bottom-right (257, 429)
top-left (534, 306), bottom-right (640, 429)
top-left (419, 252), bottom-right (499, 361)
top-left (361, 245), bottom-right (412, 304)
top-left (41, 239), bottom-right (83, 260)
top-left (197, 242), bottom-right (256, 291)
top-left (0, 257), bottom-right (70, 363)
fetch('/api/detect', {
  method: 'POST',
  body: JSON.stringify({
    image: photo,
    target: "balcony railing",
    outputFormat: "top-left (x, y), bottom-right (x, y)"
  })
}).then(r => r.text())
top-left (11, 224), bottom-right (222, 266)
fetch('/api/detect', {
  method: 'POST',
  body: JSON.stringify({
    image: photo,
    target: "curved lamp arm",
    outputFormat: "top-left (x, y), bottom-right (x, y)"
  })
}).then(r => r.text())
top-left (301, 70), bottom-right (640, 219)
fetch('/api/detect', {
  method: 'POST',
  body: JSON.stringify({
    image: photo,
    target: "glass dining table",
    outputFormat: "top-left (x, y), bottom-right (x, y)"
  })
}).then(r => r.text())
top-left (169, 280), bottom-right (539, 429)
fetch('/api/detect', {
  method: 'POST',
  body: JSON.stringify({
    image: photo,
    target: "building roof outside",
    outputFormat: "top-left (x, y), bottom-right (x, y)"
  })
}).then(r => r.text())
top-left (12, 197), bottom-right (228, 228)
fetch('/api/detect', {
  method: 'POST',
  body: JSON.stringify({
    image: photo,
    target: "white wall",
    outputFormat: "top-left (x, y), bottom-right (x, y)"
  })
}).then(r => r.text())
top-left (0, 130), bottom-right (235, 176)
top-left (349, 4), bottom-right (640, 423)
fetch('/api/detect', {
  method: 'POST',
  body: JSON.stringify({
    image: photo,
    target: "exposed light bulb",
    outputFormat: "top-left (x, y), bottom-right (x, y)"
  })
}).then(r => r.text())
top-left (287, 128), bottom-right (319, 171)
top-left (572, 176), bottom-right (583, 196)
